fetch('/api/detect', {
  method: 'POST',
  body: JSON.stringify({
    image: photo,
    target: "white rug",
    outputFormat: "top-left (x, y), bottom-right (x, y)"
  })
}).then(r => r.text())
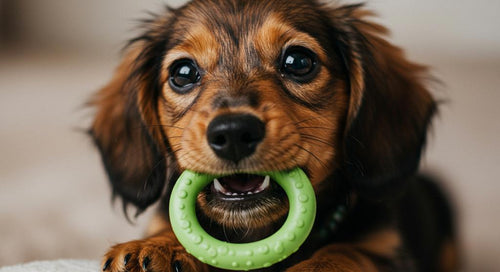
top-left (0, 260), bottom-right (99, 272)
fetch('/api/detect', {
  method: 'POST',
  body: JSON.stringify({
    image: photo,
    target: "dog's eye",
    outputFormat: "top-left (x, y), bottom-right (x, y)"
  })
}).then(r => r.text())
top-left (169, 59), bottom-right (201, 93)
top-left (281, 46), bottom-right (318, 82)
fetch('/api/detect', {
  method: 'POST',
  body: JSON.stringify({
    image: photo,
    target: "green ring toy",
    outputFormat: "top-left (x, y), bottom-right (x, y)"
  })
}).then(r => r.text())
top-left (169, 168), bottom-right (316, 271)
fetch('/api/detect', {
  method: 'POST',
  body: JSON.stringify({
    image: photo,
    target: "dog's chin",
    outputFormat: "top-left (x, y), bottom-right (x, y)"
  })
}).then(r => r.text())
top-left (197, 173), bottom-right (289, 230)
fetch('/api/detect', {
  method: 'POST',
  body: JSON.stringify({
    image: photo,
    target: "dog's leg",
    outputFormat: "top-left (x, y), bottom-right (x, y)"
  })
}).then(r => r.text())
top-left (101, 214), bottom-right (209, 272)
top-left (287, 229), bottom-right (402, 272)
top-left (286, 244), bottom-right (381, 272)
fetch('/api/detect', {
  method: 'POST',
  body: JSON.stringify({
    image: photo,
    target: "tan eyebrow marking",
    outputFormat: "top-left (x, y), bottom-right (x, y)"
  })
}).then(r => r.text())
top-left (162, 23), bottom-right (220, 81)
top-left (253, 14), bottom-right (327, 69)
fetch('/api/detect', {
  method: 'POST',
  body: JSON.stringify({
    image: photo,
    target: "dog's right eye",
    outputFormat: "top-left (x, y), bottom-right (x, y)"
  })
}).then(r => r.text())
top-left (280, 46), bottom-right (319, 83)
top-left (169, 59), bottom-right (201, 93)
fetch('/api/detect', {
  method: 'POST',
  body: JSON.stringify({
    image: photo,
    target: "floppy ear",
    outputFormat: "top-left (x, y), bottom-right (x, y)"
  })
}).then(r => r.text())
top-left (90, 37), bottom-right (171, 214)
top-left (332, 5), bottom-right (437, 198)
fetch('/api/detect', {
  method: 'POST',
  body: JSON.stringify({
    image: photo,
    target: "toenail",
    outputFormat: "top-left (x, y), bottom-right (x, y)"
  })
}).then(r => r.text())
top-left (142, 257), bottom-right (151, 271)
top-left (103, 258), bottom-right (112, 271)
top-left (173, 261), bottom-right (183, 272)
top-left (124, 254), bottom-right (131, 266)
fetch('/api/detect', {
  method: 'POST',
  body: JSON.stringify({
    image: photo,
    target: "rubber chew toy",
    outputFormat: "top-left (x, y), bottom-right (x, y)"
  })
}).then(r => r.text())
top-left (169, 168), bottom-right (316, 271)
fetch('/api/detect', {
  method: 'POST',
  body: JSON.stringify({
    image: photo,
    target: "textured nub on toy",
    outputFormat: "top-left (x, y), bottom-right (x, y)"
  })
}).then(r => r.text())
top-left (169, 168), bottom-right (316, 271)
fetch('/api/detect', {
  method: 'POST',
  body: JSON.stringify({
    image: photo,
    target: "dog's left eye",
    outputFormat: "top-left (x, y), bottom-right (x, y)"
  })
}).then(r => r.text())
top-left (168, 59), bottom-right (201, 93)
top-left (280, 46), bottom-right (318, 82)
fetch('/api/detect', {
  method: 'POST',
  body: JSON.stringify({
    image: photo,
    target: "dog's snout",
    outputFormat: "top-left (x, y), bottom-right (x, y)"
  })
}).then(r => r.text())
top-left (206, 114), bottom-right (265, 163)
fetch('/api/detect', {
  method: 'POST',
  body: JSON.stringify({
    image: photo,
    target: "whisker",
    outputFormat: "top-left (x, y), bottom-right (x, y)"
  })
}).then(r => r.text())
top-left (297, 126), bottom-right (336, 131)
top-left (222, 223), bottom-right (230, 242)
top-left (144, 124), bottom-right (186, 130)
top-left (142, 156), bottom-right (167, 191)
top-left (293, 143), bottom-right (329, 171)
top-left (241, 224), bottom-right (252, 241)
top-left (287, 152), bottom-right (302, 169)
top-left (170, 147), bottom-right (184, 157)
top-left (300, 134), bottom-right (336, 148)
top-left (293, 115), bottom-right (329, 126)
top-left (276, 116), bottom-right (330, 131)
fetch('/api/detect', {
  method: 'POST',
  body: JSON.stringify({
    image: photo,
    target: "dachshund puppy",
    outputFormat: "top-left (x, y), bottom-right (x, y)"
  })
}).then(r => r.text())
top-left (91, 0), bottom-right (458, 271)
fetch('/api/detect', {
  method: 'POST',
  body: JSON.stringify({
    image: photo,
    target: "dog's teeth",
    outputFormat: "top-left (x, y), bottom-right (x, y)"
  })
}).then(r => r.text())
top-left (214, 176), bottom-right (271, 196)
top-left (258, 175), bottom-right (270, 191)
top-left (213, 179), bottom-right (226, 194)
top-left (264, 175), bottom-right (270, 188)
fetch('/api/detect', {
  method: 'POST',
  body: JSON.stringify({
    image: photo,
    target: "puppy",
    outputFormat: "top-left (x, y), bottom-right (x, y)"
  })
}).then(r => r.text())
top-left (90, 0), bottom-right (458, 271)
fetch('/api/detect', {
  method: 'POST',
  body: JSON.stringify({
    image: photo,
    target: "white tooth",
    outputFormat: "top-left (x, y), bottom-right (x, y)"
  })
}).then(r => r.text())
top-left (260, 175), bottom-right (271, 190)
top-left (232, 193), bottom-right (238, 196)
top-left (247, 191), bottom-right (253, 195)
top-left (213, 178), bottom-right (225, 193)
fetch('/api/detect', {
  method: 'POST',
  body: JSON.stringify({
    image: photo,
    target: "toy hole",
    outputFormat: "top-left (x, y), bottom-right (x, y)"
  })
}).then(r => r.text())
top-left (197, 176), bottom-right (290, 243)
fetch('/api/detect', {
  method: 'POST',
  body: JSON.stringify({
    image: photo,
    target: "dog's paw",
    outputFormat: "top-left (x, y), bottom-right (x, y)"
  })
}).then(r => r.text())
top-left (101, 235), bottom-right (208, 272)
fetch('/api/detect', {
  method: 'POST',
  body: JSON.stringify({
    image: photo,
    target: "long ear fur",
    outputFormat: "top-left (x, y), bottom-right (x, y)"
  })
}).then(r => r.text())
top-left (331, 5), bottom-right (437, 198)
top-left (90, 14), bottom-right (174, 214)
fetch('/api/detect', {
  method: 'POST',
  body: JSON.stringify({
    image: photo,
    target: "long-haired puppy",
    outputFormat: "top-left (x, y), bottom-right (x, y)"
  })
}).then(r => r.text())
top-left (90, 0), bottom-right (458, 271)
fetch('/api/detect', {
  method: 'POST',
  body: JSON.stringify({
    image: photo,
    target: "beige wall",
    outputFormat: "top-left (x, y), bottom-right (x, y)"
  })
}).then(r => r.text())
top-left (365, 0), bottom-right (500, 58)
top-left (5, 0), bottom-right (184, 51)
top-left (6, 0), bottom-right (500, 58)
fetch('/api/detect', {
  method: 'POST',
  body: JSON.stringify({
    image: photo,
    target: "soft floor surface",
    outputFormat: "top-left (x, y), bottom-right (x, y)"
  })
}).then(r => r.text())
top-left (0, 260), bottom-right (99, 272)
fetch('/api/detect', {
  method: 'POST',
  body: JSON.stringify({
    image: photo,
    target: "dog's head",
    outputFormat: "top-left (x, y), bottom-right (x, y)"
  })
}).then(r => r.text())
top-left (91, 0), bottom-right (435, 229)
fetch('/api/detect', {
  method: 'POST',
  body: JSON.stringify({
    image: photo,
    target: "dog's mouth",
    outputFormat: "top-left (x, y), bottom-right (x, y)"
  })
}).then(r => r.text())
top-left (198, 173), bottom-right (288, 232)
top-left (210, 174), bottom-right (272, 199)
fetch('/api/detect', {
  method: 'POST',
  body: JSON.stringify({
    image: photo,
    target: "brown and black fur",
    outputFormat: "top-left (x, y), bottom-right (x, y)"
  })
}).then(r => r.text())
top-left (90, 0), bottom-right (459, 271)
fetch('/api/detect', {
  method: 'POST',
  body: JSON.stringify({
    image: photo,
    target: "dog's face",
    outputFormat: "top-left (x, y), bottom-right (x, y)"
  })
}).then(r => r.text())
top-left (162, 11), bottom-right (346, 182)
top-left (159, 1), bottom-right (349, 228)
top-left (91, 0), bottom-right (435, 232)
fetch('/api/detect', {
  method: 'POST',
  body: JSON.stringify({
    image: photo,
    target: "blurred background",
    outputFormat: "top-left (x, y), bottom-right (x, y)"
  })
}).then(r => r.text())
top-left (0, 0), bottom-right (499, 270)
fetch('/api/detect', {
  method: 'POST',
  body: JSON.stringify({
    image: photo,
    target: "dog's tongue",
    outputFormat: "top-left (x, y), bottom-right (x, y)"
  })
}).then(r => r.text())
top-left (219, 174), bottom-right (264, 193)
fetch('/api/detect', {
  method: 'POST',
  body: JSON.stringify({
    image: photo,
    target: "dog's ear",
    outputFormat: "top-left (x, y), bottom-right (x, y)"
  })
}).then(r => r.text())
top-left (331, 5), bottom-right (437, 198)
top-left (90, 31), bottom-right (172, 214)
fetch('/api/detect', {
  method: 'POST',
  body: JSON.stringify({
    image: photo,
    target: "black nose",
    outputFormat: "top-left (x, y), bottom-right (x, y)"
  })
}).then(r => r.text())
top-left (206, 114), bottom-right (265, 163)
